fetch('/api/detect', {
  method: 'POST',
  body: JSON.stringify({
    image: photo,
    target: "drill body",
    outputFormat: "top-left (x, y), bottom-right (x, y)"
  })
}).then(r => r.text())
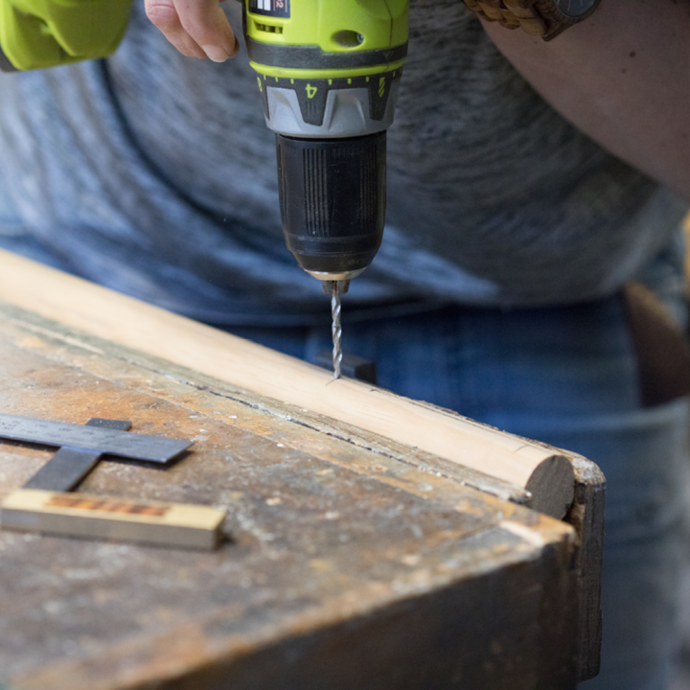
top-left (0, 0), bottom-right (132, 72)
top-left (243, 0), bottom-right (409, 285)
top-left (0, 0), bottom-right (409, 289)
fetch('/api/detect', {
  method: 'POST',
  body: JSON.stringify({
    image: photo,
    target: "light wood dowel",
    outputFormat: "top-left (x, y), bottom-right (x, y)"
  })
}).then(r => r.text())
top-left (0, 250), bottom-right (574, 517)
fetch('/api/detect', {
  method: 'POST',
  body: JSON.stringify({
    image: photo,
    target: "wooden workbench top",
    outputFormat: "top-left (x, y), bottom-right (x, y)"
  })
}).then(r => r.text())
top-left (0, 256), bottom-right (604, 690)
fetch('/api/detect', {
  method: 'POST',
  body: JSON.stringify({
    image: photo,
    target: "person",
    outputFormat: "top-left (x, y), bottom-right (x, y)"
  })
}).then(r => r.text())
top-left (1, 0), bottom-right (689, 686)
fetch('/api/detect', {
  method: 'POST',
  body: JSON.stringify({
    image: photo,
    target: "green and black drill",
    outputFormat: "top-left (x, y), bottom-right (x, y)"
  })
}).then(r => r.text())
top-left (0, 0), bottom-right (410, 378)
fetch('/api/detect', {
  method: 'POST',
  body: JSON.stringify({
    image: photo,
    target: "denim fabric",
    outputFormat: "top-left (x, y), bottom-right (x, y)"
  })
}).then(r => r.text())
top-left (1, 183), bottom-right (688, 688)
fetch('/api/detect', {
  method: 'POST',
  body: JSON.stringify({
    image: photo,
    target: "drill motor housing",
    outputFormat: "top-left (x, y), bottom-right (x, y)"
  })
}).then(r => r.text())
top-left (243, 0), bottom-right (409, 283)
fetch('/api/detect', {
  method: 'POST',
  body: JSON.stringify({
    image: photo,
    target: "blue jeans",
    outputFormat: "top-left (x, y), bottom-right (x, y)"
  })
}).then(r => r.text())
top-left (2, 186), bottom-right (688, 688)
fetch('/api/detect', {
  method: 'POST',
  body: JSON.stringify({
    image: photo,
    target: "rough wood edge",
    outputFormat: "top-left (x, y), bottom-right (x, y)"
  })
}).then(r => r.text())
top-left (10, 523), bottom-right (578, 690)
top-left (562, 453), bottom-right (606, 682)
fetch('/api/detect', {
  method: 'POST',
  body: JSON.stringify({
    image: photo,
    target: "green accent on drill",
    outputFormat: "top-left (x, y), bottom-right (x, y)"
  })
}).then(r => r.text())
top-left (0, 0), bottom-right (134, 71)
top-left (245, 0), bottom-right (408, 79)
top-left (248, 59), bottom-right (406, 81)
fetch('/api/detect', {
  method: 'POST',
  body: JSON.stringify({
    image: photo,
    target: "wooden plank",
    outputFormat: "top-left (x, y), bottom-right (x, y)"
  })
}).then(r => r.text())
top-left (1, 489), bottom-right (226, 550)
top-left (0, 302), bottom-right (583, 690)
top-left (0, 305), bottom-right (533, 511)
top-left (0, 250), bottom-right (574, 517)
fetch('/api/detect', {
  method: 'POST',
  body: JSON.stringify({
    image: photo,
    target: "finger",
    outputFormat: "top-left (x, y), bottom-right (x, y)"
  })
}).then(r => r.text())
top-left (145, 0), bottom-right (207, 58)
top-left (172, 0), bottom-right (238, 62)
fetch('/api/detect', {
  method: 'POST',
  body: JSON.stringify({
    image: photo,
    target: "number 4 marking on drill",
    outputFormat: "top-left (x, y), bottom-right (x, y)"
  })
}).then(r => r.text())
top-left (306, 84), bottom-right (318, 99)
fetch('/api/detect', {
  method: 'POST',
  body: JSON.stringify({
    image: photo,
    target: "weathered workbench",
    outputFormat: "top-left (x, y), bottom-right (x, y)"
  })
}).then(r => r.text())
top-left (0, 253), bottom-right (604, 690)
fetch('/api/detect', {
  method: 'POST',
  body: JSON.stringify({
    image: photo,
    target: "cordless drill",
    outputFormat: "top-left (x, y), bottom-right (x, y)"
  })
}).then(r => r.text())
top-left (242, 0), bottom-right (409, 377)
top-left (243, 0), bottom-right (408, 290)
top-left (0, 0), bottom-right (410, 376)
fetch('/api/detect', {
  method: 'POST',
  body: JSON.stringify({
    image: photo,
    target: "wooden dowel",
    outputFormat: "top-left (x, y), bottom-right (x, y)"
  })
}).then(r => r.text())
top-left (0, 250), bottom-right (574, 517)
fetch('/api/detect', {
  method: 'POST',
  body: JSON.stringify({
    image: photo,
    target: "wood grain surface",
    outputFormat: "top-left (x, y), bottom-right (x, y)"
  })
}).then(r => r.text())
top-left (0, 302), bottom-right (586, 690)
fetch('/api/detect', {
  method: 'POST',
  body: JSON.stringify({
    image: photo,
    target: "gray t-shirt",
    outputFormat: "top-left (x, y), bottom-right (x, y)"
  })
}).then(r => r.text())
top-left (0, 0), bottom-right (686, 324)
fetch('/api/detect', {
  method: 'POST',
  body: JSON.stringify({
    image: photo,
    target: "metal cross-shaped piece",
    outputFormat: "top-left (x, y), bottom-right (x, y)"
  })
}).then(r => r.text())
top-left (0, 414), bottom-right (192, 491)
top-left (0, 414), bottom-right (191, 492)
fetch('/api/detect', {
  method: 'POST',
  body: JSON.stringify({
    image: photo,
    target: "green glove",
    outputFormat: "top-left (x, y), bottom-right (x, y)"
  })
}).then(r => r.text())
top-left (0, 0), bottom-right (133, 71)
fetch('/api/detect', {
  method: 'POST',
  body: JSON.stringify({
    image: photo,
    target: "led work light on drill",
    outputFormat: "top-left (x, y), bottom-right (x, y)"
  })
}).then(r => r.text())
top-left (243, 0), bottom-right (409, 377)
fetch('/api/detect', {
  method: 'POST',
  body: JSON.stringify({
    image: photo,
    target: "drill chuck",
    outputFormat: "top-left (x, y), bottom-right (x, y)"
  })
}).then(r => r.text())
top-left (276, 132), bottom-right (386, 281)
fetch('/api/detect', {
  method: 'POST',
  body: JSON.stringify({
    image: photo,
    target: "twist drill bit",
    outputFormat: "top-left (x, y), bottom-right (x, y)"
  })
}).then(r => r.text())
top-left (331, 288), bottom-right (343, 380)
top-left (322, 280), bottom-right (349, 380)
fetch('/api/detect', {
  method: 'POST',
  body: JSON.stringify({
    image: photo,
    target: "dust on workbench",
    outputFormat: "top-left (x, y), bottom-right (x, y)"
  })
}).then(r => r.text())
top-left (0, 305), bottom-right (578, 690)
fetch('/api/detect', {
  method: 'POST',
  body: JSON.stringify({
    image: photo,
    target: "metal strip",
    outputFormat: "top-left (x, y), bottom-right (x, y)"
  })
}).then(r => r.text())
top-left (246, 39), bottom-right (407, 70)
top-left (24, 448), bottom-right (104, 492)
top-left (23, 419), bottom-right (132, 492)
top-left (0, 414), bottom-right (192, 463)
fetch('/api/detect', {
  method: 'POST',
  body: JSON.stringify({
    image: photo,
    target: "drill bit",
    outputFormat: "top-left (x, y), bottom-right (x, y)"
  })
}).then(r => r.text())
top-left (322, 280), bottom-right (349, 380)
top-left (331, 288), bottom-right (343, 380)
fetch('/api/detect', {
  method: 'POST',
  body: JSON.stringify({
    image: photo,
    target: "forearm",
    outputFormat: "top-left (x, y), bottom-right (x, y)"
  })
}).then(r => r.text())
top-left (481, 0), bottom-right (690, 202)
